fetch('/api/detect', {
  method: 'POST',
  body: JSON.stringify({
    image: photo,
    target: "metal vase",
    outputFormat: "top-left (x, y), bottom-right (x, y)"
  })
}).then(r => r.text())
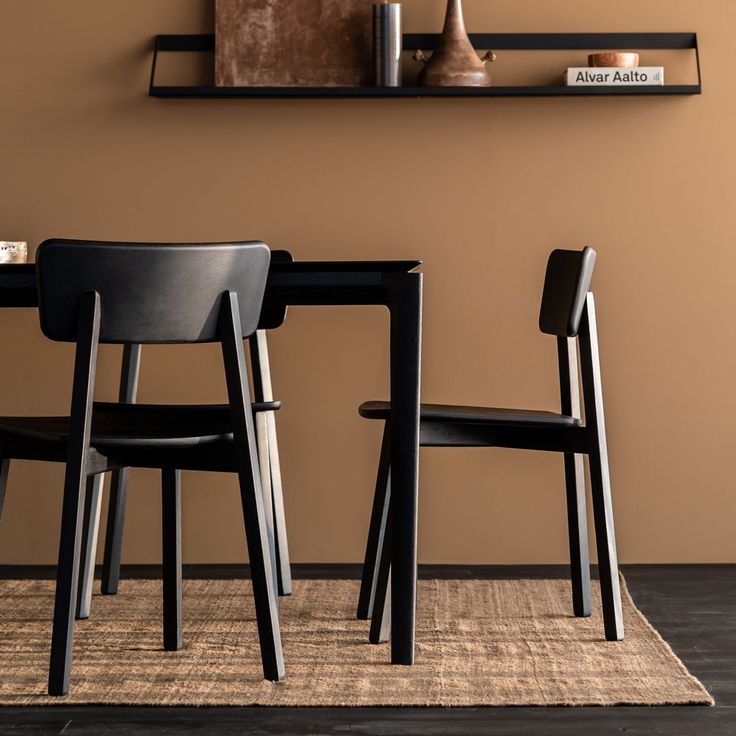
top-left (373, 3), bottom-right (402, 86)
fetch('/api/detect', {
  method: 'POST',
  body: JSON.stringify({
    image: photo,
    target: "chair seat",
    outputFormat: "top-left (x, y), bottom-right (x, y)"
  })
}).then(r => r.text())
top-left (0, 401), bottom-right (280, 449)
top-left (358, 401), bottom-right (581, 428)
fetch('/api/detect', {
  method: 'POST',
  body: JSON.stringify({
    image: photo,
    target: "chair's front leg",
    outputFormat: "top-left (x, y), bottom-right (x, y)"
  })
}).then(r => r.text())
top-left (557, 336), bottom-right (592, 618)
top-left (369, 491), bottom-right (392, 645)
top-left (162, 468), bottom-right (182, 651)
top-left (49, 465), bottom-right (89, 695)
top-left (49, 290), bottom-right (100, 696)
top-left (76, 473), bottom-right (105, 620)
top-left (358, 422), bottom-right (392, 620)
top-left (563, 453), bottom-right (592, 617)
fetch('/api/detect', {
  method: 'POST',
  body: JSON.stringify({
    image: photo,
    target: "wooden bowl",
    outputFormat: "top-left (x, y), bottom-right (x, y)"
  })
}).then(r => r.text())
top-left (588, 52), bottom-right (639, 68)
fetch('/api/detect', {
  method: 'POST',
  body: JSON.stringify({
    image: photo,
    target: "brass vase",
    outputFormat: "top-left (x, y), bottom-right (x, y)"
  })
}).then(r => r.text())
top-left (415, 0), bottom-right (495, 87)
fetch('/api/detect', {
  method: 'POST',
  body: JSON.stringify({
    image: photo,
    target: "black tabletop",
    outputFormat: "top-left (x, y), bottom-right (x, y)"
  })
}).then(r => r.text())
top-left (268, 260), bottom-right (421, 273)
top-left (0, 261), bottom-right (421, 278)
top-left (0, 260), bottom-right (422, 308)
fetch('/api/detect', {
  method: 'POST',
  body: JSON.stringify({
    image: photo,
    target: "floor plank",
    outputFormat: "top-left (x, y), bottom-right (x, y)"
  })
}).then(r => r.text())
top-left (0, 564), bottom-right (733, 735)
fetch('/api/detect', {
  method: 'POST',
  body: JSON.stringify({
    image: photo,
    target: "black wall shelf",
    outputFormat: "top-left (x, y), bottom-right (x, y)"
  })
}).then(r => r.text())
top-left (149, 32), bottom-right (702, 98)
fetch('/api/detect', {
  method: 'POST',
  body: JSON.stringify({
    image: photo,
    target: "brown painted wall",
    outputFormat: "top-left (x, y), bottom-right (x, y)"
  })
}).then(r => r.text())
top-left (0, 0), bottom-right (733, 565)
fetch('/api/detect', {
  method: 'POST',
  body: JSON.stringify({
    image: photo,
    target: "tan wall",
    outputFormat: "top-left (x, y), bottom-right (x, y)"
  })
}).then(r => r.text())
top-left (0, 0), bottom-right (733, 565)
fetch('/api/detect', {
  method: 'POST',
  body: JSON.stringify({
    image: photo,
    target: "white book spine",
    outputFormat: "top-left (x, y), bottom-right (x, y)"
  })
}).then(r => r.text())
top-left (565, 67), bottom-right (665, 86)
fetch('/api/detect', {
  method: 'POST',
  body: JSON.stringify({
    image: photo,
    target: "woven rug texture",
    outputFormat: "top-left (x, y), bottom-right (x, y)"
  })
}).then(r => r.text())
top-left (0, 577), bottom-right (713, 706)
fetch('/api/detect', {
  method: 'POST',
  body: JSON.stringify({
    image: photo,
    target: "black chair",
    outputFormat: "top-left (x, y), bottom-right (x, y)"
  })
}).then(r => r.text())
top-left (356, 247), bottom-right (624, 644)
top-left (76, 251), bottom-right (294, 619)
top-left (0, 239), bottom-right (284, 695)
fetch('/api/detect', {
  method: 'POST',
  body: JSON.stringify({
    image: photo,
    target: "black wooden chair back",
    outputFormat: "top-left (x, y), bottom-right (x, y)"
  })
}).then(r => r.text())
top-left (538, 246), bottom-right (596, 338)
top-left (36, 240), bottom-right (271, 344)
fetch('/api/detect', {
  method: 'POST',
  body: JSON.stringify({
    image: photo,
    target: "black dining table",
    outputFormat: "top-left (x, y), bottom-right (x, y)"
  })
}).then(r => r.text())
top-left (0, 257), bottom-right (423, 666)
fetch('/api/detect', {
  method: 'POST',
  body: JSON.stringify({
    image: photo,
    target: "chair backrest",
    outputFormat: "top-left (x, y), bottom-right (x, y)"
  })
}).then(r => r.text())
top-left (538, 246), bottom-right (597, 338)
top-left (258, 249), bottom-right (292, 330)
top-left (36, 239), bottom-right (271, 344)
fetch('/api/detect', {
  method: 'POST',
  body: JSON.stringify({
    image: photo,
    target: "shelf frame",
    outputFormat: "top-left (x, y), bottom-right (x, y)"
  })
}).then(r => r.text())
top-left (149, 32), bottom-right (702, 98)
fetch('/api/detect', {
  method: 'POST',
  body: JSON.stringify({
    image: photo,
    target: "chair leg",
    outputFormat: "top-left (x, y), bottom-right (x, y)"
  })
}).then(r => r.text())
top-left (76, 474), bottom-right (104, 620)
top-left (0, 458), bottom-right (10, 520)
top-left (221, 292), bottom-right (284, 681)
top-left (588, 443), bottom-right (624, 641)
top-left (357, 423), bottom-right (392, 620)
top-left (162, 468), bottom-right (182, 651)
top-left (255, 412), bottom-right (279, 598)
top-left (563, 453), bottom-right (591, 617)
top-left (236, 459), bottom-right (284, 680)
top-left (48, 465), bottom-right (90, 695)
top-left (266, 411), bottom-right (292, 596)
top-left (101, 343), bottom-right (141, 596)
top-left (369, 501), bottom-right (392, 645)
top-left (101, 467), bottom-right (129, 595)
top-left (49, 288), bottom-right (100, 696)
top-left (249, 330), bottom-right (291, 597)
top-left (579, 292), bottom-right (624, 641)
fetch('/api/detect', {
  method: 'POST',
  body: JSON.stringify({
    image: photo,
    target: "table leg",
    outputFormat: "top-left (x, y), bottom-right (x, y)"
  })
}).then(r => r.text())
top-left (387, 271), bottom-right (422, 665)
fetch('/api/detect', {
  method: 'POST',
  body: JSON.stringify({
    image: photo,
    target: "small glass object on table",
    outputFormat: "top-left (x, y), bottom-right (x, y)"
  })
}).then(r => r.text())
top-left (0, 242), bottom-right (27, 264)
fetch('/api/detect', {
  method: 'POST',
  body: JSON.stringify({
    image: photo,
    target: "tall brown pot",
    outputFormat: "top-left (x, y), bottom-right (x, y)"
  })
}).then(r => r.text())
top-left (415, 0), bottom-right (496, 87)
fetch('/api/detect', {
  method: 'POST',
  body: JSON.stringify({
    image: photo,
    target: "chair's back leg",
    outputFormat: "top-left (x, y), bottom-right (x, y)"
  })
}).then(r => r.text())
top-left (101, 468), bottom-right (128, 594)
top-left (0, 457), bottom-right (9, 520)
top-left (250, 330), bottom-right (292, 596)
top-left (557, 336), bottom-right (592, 617)
top-left (222, 294), bottom-right (284, 682)
top-left (266, 412), bottom-right (291, 595)
top-left (357, 422), bottom-right (392, 620)
top-left (162, 468), bottom-right (182, 651)
top-left (76, 473), bottom-right (104, 620)
top-left (255, 411), bottom-right (279, 596)
top-left (49, 290), bottom-right (101, 696)
top-left (579, 293), bottom-right (624, 641)
top-left (101, 343), bottom-right (141, 595)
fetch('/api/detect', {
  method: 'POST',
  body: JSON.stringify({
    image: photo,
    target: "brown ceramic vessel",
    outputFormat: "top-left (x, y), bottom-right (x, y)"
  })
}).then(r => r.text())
top-left (414, 0), bottom-right (496, 87)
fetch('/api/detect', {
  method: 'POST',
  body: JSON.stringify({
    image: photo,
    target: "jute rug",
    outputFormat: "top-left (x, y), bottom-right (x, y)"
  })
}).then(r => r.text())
top-left (0, 577), bottom-right (712, 706)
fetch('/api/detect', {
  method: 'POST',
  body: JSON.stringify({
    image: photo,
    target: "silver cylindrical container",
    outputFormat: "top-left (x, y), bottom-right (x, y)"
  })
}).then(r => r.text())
top-left (373, 3), bottom-right (402, 86)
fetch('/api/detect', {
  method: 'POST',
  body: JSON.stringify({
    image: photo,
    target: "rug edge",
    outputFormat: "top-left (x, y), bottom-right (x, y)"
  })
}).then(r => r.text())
top-left (619, 574), bottom-right (714, 707)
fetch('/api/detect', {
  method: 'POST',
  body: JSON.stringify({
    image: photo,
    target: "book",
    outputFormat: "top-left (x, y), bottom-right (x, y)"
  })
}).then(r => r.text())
top-left (565, 67), bottom-right (664, 86)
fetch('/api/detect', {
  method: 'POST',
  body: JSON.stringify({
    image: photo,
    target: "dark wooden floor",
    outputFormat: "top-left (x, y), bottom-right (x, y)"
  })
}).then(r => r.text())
top-left (0, 564), bottom-right (733, 735)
